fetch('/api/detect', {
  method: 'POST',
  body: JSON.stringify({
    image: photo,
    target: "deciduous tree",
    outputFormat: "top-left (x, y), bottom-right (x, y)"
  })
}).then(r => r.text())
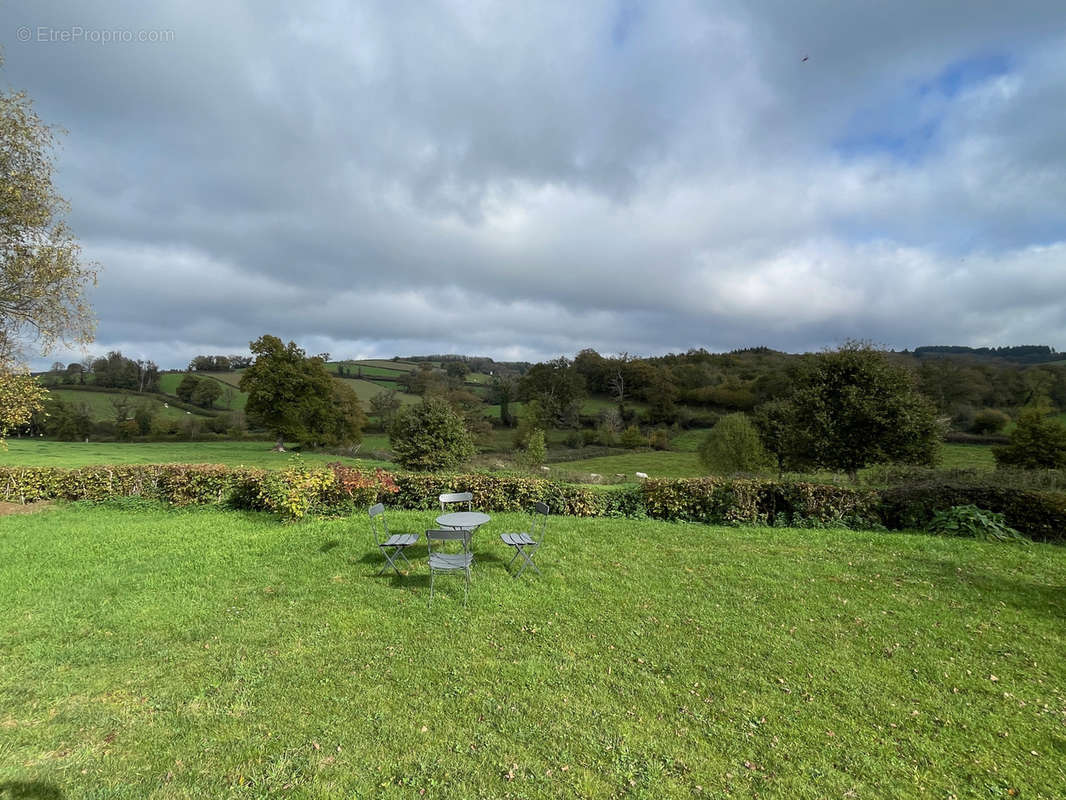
top-left (388, 397), bottom-right (475, 470)
top-left (784, 342), bottom-right (940, 479)
top-left (1, 70), bottom-right (96, 365)
top-left (698, 413), bottom-right (771, 474)
top-left (239, 334), bottom-right (364, 450)
top-left (993, 408), bottom-right (1066, 469)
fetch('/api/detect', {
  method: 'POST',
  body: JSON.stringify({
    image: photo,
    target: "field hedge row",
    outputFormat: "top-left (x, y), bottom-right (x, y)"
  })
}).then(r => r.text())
top-left (1, 464), bottom-right (1062, 542)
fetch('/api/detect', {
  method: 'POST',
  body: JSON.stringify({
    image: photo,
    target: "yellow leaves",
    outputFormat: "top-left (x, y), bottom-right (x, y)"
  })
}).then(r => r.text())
top-left (0, 368), bottom-right (47, 444)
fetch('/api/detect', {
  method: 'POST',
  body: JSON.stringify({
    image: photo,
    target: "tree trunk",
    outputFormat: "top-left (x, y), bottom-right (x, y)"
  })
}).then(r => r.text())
top-left (272, 436), bottom-right (285, 452)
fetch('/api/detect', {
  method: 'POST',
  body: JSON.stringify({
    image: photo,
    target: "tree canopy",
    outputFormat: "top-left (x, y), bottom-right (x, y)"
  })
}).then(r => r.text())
top-left (780, 342), bottom-right (940, 478)
top-left (1, 61), bottom-right (96, 364)
top-left (993, 408), bottom-right (1066, 469)
top-left (239, 335), bottom-right (365, 450)
top-left (1, 59), bottom-right (96, 441)
top-left (388, 397), bottom-right (475, 471)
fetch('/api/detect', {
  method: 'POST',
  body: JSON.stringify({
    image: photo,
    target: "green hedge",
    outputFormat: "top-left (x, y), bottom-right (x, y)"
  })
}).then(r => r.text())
top-left (1, 464), bottom-right (1062, 542)
top-left (638, 478), bottom-right (880, 527)
top-left (878, 482), bottom-right (1066, 543)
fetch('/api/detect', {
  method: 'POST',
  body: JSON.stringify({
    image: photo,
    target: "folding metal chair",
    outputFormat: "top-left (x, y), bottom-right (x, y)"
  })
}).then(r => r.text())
top-left (439, 491), bottom-right (473, 512)
top-left (368, 503), bottom-right (419, 576)
top-left (500, 502), bottom-right (548, 578)
top-left (426, 529), bottom-right (472, 605)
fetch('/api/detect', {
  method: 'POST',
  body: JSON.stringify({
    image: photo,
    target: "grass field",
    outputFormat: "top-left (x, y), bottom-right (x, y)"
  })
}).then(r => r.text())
top-left (156, 373), bottom-right (247, 411)
top-left (330, 364), bottom-right (409, 378)
top-left (0, 439), bottom-right (392, 469)
top-left (1, 506), bottom-right (1063, 798)
top-left (334, 377), bottom-right (421, 410)
top-left (940, 443), bottom-right (997, 469)
top-left (352, 359), bottom-right (421, 372)
top-left (554, 450), bottom-right (703, 479)
top-left (46, 389), bottom-right (203, 422)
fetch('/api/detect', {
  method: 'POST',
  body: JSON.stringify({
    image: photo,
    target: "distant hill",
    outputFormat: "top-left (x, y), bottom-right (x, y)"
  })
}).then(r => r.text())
top-left (913, 345), bottom-right (1061, 364)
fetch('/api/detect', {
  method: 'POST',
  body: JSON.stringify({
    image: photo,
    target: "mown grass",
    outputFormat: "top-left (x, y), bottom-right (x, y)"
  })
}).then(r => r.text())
top-left (0, 439), bottom-right (392, 469)
top-left (0, 506), bottom-right (1063, 798)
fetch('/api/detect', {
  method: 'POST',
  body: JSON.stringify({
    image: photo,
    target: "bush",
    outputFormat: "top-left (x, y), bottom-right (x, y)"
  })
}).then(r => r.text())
top-left (619, 425), bottom-right (647, 449)
top-left (926, 505), bottom-right (1028, 543)
top-left (518, 428), bottom-right (547, 468)
top-left (993, 408), bottom-right (1066, 469)
top-left (698, 413), bottom-right (770, 475)
top-left (389, 398), bottom-right (475, 471)
top-left (648, 429), bottom-right (670, 451)
top-left (878, 481), bottom-right (1066, 543)
top-left (970, 409), bottom-right (1009, 435)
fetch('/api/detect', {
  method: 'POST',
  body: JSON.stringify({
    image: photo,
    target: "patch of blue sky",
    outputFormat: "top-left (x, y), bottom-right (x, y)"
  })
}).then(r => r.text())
top-left (609, 0), bottom-right (641, 48)
top-left (834, 52), bottom-right (1012, 163)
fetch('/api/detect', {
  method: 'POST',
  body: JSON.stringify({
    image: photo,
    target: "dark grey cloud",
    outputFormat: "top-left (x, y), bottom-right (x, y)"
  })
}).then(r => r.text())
top-left (4, 0), bottom-right (1065, 369)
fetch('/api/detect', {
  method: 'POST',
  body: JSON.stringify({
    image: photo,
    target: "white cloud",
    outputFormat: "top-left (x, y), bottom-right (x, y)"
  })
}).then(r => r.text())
top-left (4, 0), bottom-right (1065, 368)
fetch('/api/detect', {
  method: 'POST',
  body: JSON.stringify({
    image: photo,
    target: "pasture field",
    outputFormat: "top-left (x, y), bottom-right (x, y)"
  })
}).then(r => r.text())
top-left (552, 449), bottom-right (703, 480)
top-left (157, 373), bottom-right (247, 411)
top-left (939, 442), bottom-right (997, 470)
top-left (1, 506), bottom-right (1063, 798)
top-left (0, 439), bottom-right (392, 469)
top-left (45, 389), bottom-right (202, 422)
top-left (352, 359), bottom-right (421, 372)
top-left (330, 363), bottom-right (408, 378)
top-left (334, 378), bottom-right (421, 410)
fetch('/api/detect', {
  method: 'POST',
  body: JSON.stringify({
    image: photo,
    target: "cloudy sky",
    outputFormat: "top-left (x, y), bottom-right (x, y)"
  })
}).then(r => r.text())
top-left (4, 0), bottom-right (1065, 368)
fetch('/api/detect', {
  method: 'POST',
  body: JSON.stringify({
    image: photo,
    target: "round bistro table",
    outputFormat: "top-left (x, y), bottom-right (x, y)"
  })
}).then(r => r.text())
top-left (435, 511), bottom-right (491, 562)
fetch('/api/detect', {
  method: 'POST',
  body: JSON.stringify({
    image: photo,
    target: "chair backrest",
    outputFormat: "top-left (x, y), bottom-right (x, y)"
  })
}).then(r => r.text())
top-left (368, 503), bottom-right (387, 546)
top-left (530, 502), bottom-right (549, 541)
top-left (425, 528), bottom-right (470, 558)
top-left (439, 492), bottom-right (473, 512)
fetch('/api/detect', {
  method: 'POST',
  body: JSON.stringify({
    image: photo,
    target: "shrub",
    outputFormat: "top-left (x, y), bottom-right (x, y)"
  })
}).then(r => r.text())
top-left (619, 425), bottom-right (647, 449)
top-left (518, 428), bottom-right (547, 468)
top-left (970, 409), bottom-right (1009, 435)
top-left (926, 504), bottom-right (1028, 543)
top-left (648, 428), bottom-right (670, 451)
top-left (698, 413), bottom-right (770, 475)
top-left (993, 408), bottom-right (1066, 469)
top-left (878, 481), bottom-right (1066, 543)
top-left (389, 398), bottom-right (475, 471)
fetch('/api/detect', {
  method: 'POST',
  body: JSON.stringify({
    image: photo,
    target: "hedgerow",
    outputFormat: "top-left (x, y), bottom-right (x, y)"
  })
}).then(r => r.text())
top-left (0, 464), bottom-right (1062, 541)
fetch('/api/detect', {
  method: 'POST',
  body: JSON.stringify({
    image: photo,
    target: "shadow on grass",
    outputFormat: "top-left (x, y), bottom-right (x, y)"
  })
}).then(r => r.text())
top-left (898, 553), bottom-right (1066, 619)
top-left (0, 783), bottom-right (65, 800)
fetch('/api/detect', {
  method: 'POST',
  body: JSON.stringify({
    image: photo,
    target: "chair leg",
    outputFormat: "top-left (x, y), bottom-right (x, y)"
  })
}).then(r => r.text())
top-left (513, 544), bottom-right (541, 578)
top-left (378, 545), bottom-right (408, 576)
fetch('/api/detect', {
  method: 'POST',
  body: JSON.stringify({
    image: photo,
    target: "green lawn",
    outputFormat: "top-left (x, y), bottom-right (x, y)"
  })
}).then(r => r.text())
top-left (0, 439), bottom-right (391, 469)
top-left (1, 506), bottom-right (1063, 798)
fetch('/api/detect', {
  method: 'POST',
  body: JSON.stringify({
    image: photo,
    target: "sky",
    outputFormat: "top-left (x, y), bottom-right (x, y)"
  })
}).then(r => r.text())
top-left (3, 0), bottom-right (1065, 369)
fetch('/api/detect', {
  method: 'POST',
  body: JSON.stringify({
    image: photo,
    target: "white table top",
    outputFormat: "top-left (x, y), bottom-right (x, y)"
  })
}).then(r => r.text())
top-left (435, 511), bottom-right (490, 529)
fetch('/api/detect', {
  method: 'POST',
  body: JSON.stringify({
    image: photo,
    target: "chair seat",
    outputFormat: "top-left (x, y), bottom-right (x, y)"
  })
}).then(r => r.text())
top-left (429, 552), bottom-right (472, 570)
top-left (501, 532), bottom-right (535, 546)
top-left (383, 533), bottom-right (419, 547)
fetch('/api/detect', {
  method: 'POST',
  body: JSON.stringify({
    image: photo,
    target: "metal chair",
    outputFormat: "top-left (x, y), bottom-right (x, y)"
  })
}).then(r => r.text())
top-left (368, 503), bottom-right (419, 576)
top-left (426, 529), bottom-right (472, 605)
top-left (439, 491), bottom-right (473, 512)
top-left (500, 502), bottom-right (549, 578)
